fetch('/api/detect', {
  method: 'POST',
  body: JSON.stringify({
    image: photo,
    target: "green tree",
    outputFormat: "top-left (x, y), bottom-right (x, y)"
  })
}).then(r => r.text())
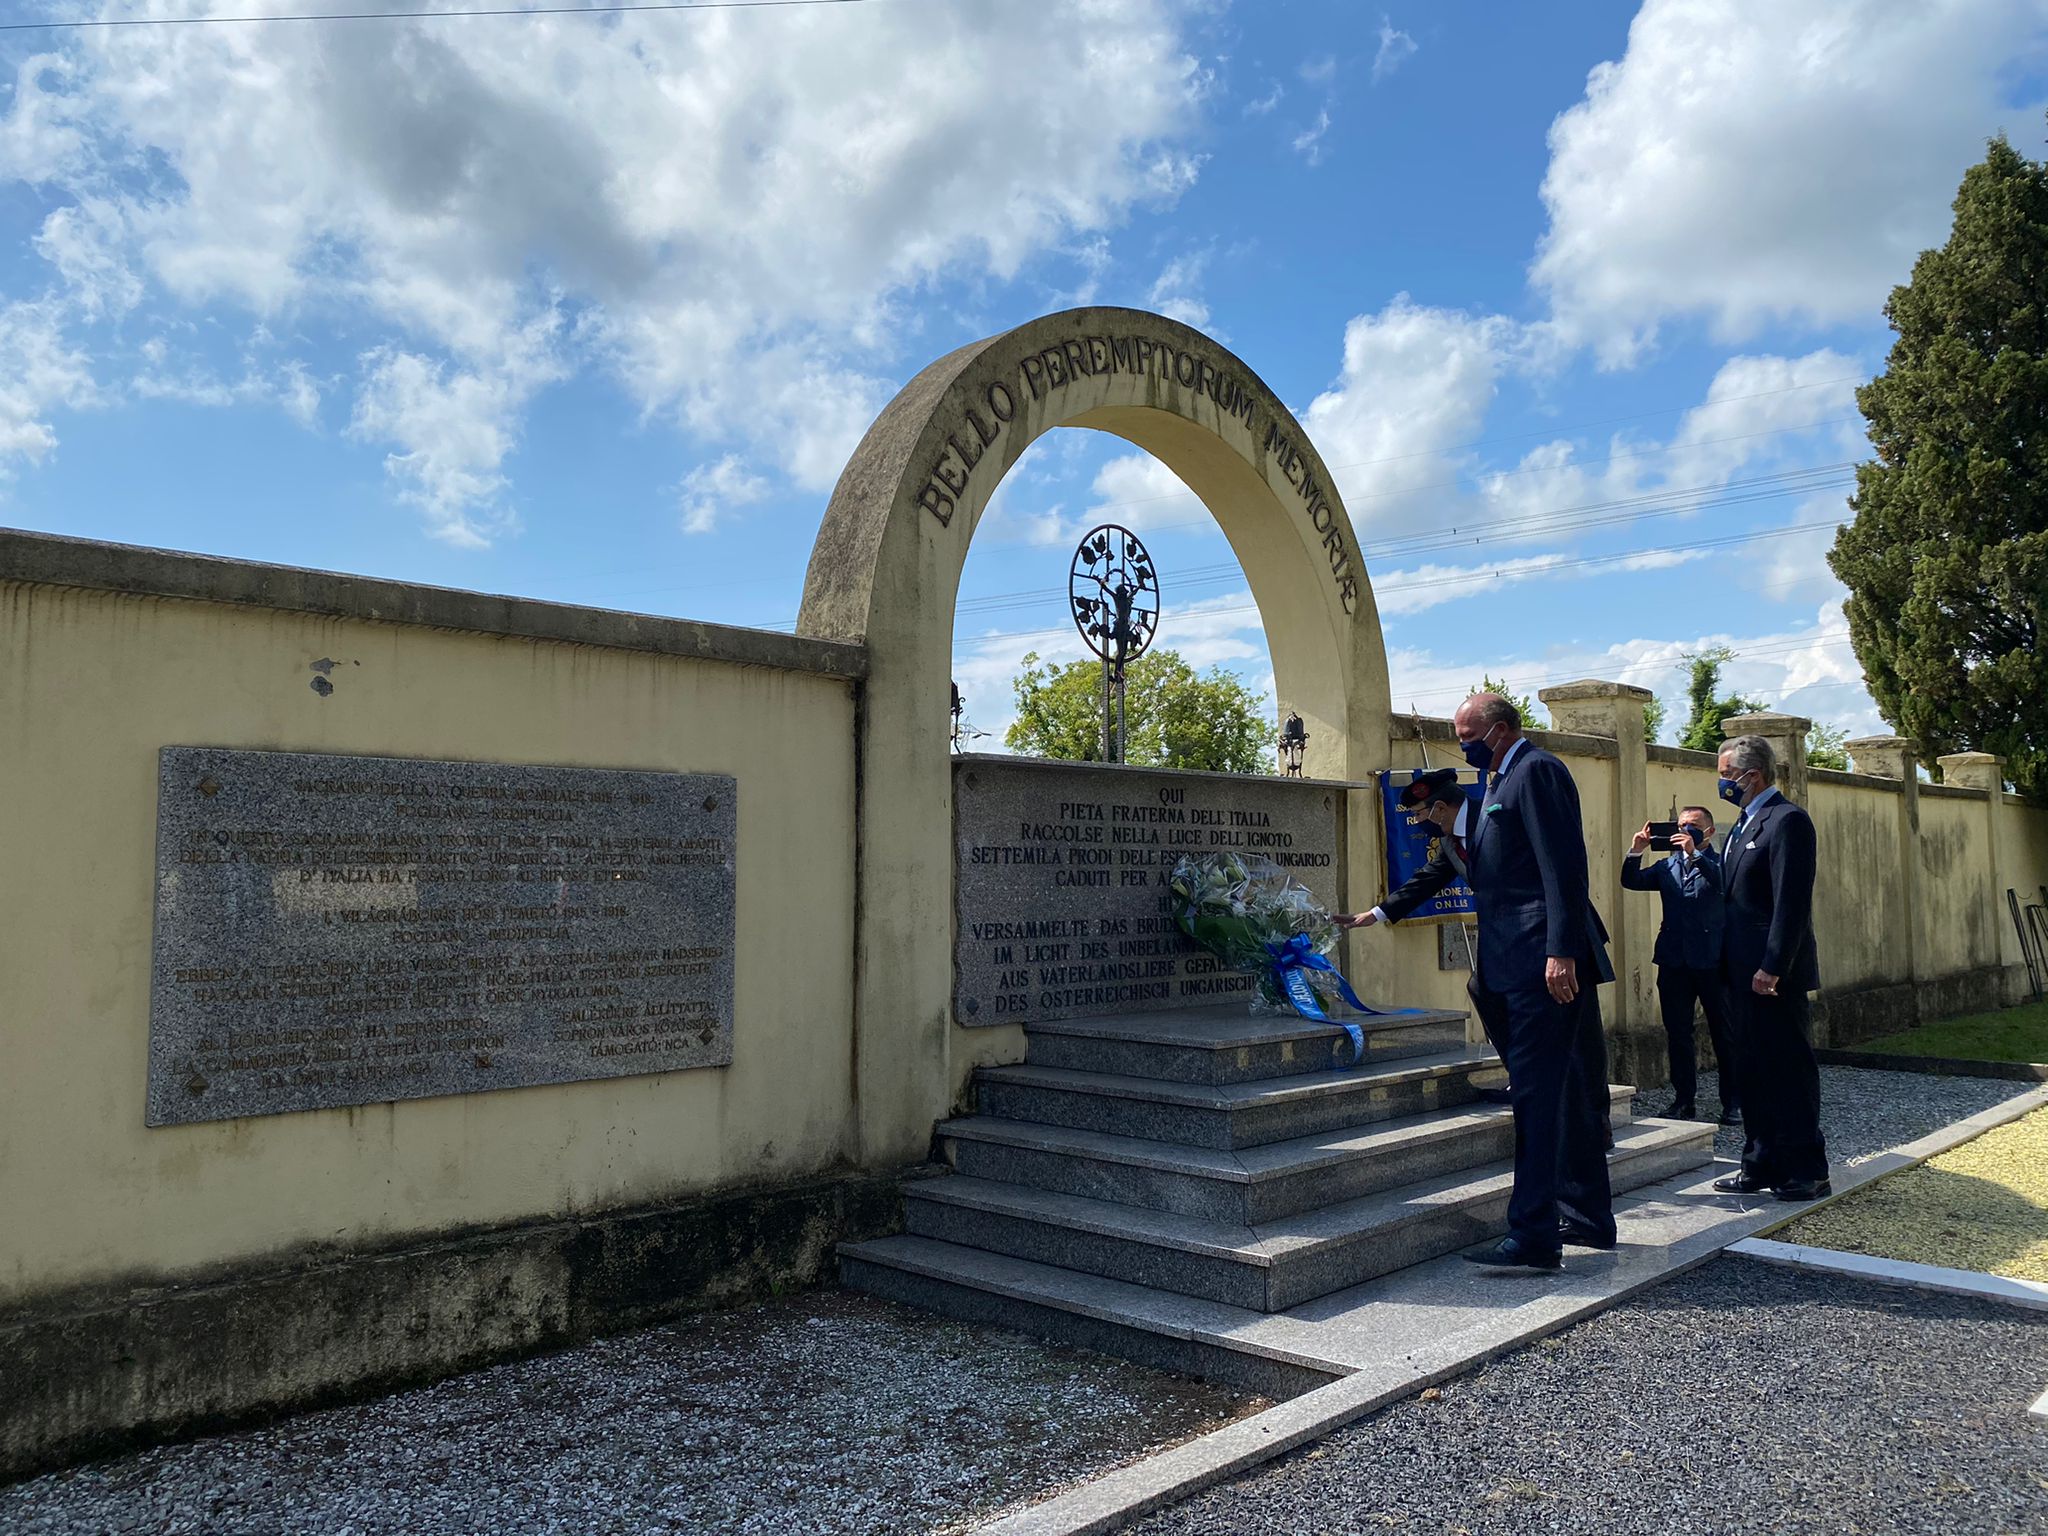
top-left (1676, 647), bottom-right (1767, 753)
top-left (1642, 694), bottom-right (1668, 745)
top-left (1468, 676), bottom-right (1548, 730)
top-left (1806, 721), bottom-right (1851, 771)
top-left (1828, 133), bottom-right (2048, 797)
top-left (1006, 649), bottom-right (1277, 772)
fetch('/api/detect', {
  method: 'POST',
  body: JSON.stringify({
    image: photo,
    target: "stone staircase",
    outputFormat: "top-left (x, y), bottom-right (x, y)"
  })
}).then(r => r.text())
top-left (842, 1004), bottom-right (1716, 1392)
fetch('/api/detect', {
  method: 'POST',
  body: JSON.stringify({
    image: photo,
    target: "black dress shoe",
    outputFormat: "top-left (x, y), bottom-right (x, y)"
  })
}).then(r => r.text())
top-left (1471, 1086), bottom-right (1513, 1105)
top-left (1464, 1237), bottom-right (1562, 1271)
top-left (1558, 1220), bottom-right (1617, 1250)
top-left (1713, 1172), bottom-right (1773, 1195)
top-left (1717, 1106), bottom-right (1743, 1126)
top-left (1660, 1100), bottom-right (1696, 1120)
top-left (1773, 1178), bottom-right (1833, 1201)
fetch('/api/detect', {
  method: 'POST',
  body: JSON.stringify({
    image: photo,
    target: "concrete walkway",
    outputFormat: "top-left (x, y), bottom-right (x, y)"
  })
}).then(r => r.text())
top-left (973, 1079), bottom-right (2048, 1536)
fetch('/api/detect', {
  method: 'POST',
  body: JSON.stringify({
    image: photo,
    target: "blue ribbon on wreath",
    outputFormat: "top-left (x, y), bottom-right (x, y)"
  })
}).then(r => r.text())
top-left (1263, 932), bottom-right (1425, 1065)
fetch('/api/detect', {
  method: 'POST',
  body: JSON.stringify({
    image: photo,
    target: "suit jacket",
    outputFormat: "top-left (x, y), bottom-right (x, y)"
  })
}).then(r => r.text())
top-left (1719, 793), bottom-right (1821, 993)
top-left (1381, 842), bottom-right (1465, 925)
top-left (1620, 845), bottom-right (1725, 970)
top-left (1466, 743), bottom-right (1614, 991)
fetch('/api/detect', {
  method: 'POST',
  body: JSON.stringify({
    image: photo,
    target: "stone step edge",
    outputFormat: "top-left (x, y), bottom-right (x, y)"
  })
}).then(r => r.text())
top-left (909, 1120), bottom-right (1715, 1267)
top-left (1020, 1008), bottom-right (1466, 1050)
top-left (839, 1234), bottom-right (1338, 1379)
top-left (937, 1084), bottom-right (1636, 1185)
top-left (978, 1046), bottom-right (1504, 1110)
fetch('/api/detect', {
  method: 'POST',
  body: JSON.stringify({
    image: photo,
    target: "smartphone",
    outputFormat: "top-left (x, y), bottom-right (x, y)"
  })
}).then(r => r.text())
top-left (1645, 820), bottom-right (1681, 851)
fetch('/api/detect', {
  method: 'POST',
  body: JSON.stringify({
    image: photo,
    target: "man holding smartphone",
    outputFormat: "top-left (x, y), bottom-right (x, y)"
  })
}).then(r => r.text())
top-left (1621, 808), bottom-right (1739, 1123)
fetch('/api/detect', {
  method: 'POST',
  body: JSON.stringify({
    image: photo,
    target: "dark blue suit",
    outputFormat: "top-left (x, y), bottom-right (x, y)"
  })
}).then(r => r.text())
top-left (1719, 791), bottom-right (1827, 1184)
top-left (1466, 743), bottom-right (1615, 1250)
top-left (1621, 845), bottom-right (1737, 1111)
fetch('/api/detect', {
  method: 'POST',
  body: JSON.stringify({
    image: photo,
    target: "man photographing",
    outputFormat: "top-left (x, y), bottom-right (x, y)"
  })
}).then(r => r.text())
top-left (1621, 807), bottom-right (1739, 1124)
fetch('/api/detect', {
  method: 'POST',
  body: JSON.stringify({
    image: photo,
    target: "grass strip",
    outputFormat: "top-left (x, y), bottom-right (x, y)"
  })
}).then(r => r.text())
top-left (1857, 999), bottom-right (2048, 1064)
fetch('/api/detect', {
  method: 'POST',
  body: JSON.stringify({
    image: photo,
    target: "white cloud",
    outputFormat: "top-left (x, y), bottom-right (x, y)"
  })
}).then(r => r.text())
top-left (1301, 295), bottom-right (1537, 533)
top-left (1534, 0), bottom-right (2048, 365)
top-left (1372, 17), bottom-right (1418, 83)
top-left (1387, 601), bottom-right (1878, 741)
top-left (348, 326), bottom-right (565, 548)
top-left (1291, 107), bottom-right (1332, 164)
top-left (2, 0), bottom-right (1211, 537)
top-left (1244, 82), bottom-right (1284, 116)
top-left (1147, 251), bottom-right (1212, 331)
top-left (677, 453), bottom-right (770, 536)
top-left (0, 298), bottom-right (99, 473)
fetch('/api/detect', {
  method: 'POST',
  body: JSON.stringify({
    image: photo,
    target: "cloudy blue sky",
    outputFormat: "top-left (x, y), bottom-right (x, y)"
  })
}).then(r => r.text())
top-left (3, 0), bottom-right (2044, 748)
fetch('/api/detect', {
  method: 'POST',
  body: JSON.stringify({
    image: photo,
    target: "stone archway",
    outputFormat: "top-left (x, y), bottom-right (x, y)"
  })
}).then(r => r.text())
top-left (800, 307), bottom-right (1392, 1167)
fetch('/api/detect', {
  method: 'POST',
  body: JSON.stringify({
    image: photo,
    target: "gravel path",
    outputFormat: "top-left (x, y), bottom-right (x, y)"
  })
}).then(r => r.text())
top-left (1629, 1063), bottom-right (2033, 1166)
top-left (1128, 1258), bottom-right (2048, 1536)
top-left (0, 1291), bottom-right (1258, 1536)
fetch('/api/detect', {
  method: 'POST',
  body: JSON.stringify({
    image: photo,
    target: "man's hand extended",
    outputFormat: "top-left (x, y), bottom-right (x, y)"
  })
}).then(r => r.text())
top-left (1546, 955), bottom-right (1578, 1004)
top-left (1335, 911), bottom-right (1378, 929)
top-left (1630, 821), bottom-right (1653, 855)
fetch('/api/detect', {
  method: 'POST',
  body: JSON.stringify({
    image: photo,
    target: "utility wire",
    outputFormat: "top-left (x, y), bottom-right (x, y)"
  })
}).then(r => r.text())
top-left (0, 0), bottom-right (878, 32)
top-left (941, 518), bottom-right (1846, 652)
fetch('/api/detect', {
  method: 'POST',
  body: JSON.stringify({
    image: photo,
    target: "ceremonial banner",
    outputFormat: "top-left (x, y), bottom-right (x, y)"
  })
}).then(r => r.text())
top-left (1377, 769), bottom-right (1483, 924)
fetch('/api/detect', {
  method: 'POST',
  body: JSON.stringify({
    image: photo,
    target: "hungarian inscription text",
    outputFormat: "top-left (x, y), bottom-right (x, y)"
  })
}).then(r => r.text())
top-left (147, 748), bottom-right (736, 1125)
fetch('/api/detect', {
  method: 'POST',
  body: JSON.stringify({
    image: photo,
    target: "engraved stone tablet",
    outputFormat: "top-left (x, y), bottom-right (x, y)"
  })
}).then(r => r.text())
top-left (148, 748), bottom-right (735, 1125)
top-left (953, 756), bottom-right (1340, 1027)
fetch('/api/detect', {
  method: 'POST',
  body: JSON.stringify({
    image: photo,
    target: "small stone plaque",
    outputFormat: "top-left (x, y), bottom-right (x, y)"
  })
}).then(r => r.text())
top-left (148, 747), bottom-right (735, 1125)
top-left (953, 756), bottom-right (1341, 1027)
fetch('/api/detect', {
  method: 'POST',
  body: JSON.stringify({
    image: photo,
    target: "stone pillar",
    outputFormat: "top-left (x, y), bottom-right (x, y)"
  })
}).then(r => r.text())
top-left (1722, 710), bottom-right (1811, 806)
top-left (1539, 680), bottom-right (1656, 1085)
top-left (1938, 752), bottom-right (2013, 992)
top-left (1847, 736), bottom-right (1923, 1032)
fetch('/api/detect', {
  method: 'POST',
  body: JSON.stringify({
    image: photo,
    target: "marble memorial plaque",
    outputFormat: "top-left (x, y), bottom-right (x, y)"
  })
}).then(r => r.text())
top-left (148, 747), bottom-right (735, 1125)
top-left (953, 756), bottom-right (1340, 1027)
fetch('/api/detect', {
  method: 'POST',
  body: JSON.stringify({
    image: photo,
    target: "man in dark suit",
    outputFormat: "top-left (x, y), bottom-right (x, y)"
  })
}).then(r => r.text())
top-left (1450, 693), bottom-right (1615, 1269)
top-left (1621, 807), bottom-right (1740, 1123)
top-left (1341, 773), bottom-right (1615, 1145)
top-left (1712, 735), bottom-right (1830, 1201)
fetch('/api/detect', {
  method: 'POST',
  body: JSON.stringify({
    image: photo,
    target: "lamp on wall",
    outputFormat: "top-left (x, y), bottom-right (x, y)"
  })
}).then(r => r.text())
top-left (1279, 712), bottom-right (1309, 777)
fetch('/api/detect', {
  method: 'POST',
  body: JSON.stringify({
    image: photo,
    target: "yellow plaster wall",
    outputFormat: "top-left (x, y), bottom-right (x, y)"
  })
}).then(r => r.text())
top-left (1919, 793), bottom-right (1997, 977)
top-left (0, 582), bottom-right (859, 1306)
top-left (1805, 780), bottom-right (1912, 988)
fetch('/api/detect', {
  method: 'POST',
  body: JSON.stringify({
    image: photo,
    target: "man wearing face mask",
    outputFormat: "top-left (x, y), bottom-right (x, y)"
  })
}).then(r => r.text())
top-left (1338, 772), bottom-right (1616, 1145)
top-left (1711, 735), bottom-right (1829, 1201)
top-left (1621, 807), bottom-right (1739, 1124)
top-left (1441, 693), bottom-right (1615, 1270)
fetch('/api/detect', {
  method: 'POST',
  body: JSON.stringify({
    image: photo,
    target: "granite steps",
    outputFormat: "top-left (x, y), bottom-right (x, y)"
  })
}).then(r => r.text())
top-left (841, 1002), bottom-right (1717, 1388)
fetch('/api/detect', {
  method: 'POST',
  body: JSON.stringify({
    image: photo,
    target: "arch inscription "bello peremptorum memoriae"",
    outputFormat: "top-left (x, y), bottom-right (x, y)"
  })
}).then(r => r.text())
top-left (909, 326), bottom-right (1362, 615)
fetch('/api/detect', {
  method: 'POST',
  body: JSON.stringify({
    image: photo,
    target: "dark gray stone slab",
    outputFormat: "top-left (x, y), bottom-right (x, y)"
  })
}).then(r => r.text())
top-left (952, 757), bottom-right (1342, 1028)
top-left (147, 747), bottom-right (736, 1125)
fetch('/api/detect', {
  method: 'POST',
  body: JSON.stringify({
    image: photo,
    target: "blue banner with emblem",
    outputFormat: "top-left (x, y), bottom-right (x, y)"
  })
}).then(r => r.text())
top-left (1378, 769), bottom-right (1483, 924)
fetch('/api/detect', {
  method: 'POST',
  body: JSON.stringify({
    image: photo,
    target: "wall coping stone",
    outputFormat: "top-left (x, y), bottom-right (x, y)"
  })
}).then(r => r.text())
top-left (1537, 678), bottom-right (1656, 703)
top-left (1921, 782), bottom-right (1988, 801)
top-left (1722, 709), bottom-right (1813, 737)
top-left (0, 526), bottom-right (870, 681)
top-left (1391, 713), bottom-right (1619, 761)
top-left (1809, 766), bottom-right (1907, 792)
top-left (1645, 743), bottom-right (1717, 767)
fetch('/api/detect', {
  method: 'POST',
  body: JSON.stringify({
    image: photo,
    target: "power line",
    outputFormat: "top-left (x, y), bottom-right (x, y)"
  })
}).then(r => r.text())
top-left (944, 518), bottom-right (1847, 653)
top-left (948, 464), bottom-right (1851, 618)
top-left (0, 0), bottom-right (880, 32)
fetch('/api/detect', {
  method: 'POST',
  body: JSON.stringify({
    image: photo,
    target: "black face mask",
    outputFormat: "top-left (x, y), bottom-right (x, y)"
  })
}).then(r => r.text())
top-left (1679, 823), bottom-right (1709, 844)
